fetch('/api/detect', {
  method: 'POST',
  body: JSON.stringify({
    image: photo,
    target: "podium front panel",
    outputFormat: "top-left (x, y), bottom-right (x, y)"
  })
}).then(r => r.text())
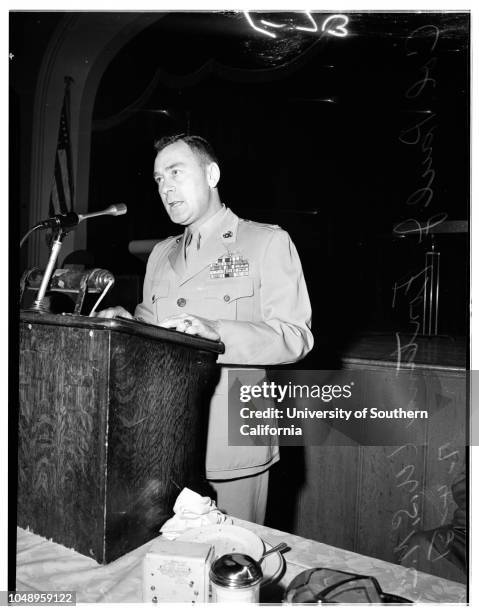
top-left (18, 314), bottom-right (220, 563)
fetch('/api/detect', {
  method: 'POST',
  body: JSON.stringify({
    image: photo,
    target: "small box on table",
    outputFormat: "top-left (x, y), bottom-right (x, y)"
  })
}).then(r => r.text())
top-left (143, 539), bottom-right (215, 603)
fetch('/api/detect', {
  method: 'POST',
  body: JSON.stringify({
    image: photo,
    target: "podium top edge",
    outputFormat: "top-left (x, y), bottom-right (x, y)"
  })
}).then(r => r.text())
top-left (19, 310), bottom-right (225, 355)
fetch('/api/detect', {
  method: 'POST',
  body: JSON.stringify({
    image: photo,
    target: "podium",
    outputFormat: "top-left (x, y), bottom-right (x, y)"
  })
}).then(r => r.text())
top-left (18, 311), bottom-right (224, 563)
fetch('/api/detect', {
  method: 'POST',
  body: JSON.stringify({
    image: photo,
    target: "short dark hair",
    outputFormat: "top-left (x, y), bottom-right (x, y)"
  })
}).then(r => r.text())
top-left (153, 133), bottom-right (219, 166)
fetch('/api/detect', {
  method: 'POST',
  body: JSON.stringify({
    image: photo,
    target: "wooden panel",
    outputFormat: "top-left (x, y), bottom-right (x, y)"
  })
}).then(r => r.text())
top-left (18, 316), bottom-right (220, 563)
top-left (104, 334), bottom-right (216, 561)
top-left (357, 445), bottom-right (427, 564)
top-left (283, 358), bottom-right (467, 583)
top-left (341, 334), bottom-right (466, 371)
top-left (355, 366), bottom-right (428, 563)
top-left (18, 323), bottom-right (110, 560)
top-left (294, 443), bottom-right (360, 552)
top-left (392, 371), bottom-right (467, 583)
top-left (423, 372), bottom-right (466, 528)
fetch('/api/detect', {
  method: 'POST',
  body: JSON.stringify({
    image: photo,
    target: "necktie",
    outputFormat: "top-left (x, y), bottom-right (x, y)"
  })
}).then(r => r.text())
top-left (185, 231), bottom-right (201, 264)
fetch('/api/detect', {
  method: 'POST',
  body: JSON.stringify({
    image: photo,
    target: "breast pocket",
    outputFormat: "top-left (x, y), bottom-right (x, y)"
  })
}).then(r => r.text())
top-left (205, 278), bottom-right (254, 321)
top-left (151, 280), bottom-right (171, 321)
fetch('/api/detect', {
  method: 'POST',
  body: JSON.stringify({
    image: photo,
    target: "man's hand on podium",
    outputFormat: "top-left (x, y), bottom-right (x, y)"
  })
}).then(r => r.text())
top-left (159, 313), bottom-right (220, 342)
top-left (95, 308), bottom-right (220, 342)
top-left (96, 306), bottom-right (134, 320)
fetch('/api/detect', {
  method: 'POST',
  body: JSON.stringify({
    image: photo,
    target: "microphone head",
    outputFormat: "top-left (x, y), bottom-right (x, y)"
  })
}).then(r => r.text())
top-left (108, 203), bottom-right (128, 216)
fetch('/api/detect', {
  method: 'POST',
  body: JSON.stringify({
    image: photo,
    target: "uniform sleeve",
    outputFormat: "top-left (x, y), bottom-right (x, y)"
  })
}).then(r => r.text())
top-left (134, 243), bottom-right (161, 324)
top-left (217, 228), bottom-right (313, 365)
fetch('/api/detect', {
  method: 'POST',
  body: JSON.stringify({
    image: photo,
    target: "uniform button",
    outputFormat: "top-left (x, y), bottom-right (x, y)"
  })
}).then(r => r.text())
top-left (223, 295), bottom-right (230, 302)
top-left (177, 297), bottom-right (187, 307)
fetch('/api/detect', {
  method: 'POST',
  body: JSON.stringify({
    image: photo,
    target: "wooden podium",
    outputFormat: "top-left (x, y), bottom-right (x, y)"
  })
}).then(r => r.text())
top-left (17, 311), bottom-right (224, 563)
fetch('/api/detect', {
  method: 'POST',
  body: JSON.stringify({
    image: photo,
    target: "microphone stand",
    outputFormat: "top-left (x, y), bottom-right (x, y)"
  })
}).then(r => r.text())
top-left (31, 226), bottom-right (67, 312)
top-left (22, 204), bottom-right (127, 312)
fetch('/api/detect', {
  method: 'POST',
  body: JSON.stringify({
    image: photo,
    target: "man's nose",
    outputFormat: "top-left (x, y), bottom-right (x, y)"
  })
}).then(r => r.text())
top-left (160, 181), bottom-right (175, 198)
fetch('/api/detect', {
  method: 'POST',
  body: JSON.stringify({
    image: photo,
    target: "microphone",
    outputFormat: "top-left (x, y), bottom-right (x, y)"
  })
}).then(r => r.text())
top-left (39, 204), bottom-right (127, 229)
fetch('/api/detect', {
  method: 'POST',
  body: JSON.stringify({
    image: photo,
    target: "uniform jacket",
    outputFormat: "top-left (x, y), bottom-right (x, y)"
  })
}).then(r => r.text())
top-left (135, 207), bottom-right (313, 479)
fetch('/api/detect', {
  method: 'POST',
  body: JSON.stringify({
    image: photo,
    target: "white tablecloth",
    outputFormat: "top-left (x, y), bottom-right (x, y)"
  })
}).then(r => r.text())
top-left (16, 519), bottom-right (467, 604)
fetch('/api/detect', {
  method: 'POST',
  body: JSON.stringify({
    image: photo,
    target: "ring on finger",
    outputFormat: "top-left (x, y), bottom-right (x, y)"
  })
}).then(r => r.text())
top-left (184, 318), bottom-right (193, 329)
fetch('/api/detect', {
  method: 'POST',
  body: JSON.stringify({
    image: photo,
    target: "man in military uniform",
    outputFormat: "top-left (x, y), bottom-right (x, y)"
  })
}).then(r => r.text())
top-left (99, 134), bottom-right (313, 523)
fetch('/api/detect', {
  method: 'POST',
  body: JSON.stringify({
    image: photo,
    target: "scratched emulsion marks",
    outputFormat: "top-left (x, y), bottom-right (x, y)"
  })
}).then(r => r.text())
top-left (388, 15), bottom-right (469, 586)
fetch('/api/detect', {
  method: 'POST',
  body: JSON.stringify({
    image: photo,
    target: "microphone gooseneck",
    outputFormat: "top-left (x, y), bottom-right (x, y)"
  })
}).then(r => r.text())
top-left (39, 204), bottom-right (128, 230)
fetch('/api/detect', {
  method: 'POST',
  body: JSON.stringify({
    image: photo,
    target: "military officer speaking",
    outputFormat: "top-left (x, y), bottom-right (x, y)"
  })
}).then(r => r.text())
top-left (98, 134), bottom-right (313, 524)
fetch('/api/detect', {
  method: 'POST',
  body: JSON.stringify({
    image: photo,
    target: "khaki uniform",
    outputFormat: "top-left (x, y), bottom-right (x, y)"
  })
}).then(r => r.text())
top-left (135, 207), bottom-right (313, 480)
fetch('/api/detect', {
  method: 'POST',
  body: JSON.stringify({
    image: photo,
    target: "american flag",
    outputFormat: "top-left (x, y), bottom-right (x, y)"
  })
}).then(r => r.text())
top-left (49, 77), bottom-right (74, 216)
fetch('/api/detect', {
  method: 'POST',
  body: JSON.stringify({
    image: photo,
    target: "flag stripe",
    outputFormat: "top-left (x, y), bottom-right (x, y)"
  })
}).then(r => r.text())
top-left (54, 156), bottom-right (68, 214)
top-left (57, 150), bottom-right (71, 212)
top-left (51, 182), bottom-right (60, 212)
top-left (49, 80), bottom-right (74, 216)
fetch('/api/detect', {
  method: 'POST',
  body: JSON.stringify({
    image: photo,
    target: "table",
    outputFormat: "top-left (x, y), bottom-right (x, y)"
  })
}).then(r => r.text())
top-left (16, 520), bottom-right (466, 604)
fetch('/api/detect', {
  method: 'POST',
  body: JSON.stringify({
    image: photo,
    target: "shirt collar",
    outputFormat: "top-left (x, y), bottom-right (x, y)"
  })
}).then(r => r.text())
top-left (188, 204), bottom-right (227, 244)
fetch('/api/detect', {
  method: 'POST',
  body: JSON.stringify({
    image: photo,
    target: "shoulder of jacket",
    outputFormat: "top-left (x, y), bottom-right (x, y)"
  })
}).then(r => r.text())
top-left (149, 234), bottom-right (181, 257)
top-left (155, 234), bottom-right (181, 248)
top-left (238, 218), bottom-right (283, 233)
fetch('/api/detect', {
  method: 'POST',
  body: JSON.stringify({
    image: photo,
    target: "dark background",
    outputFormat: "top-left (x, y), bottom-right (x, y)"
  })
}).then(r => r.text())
top-left (11, 11), bottom-right (470, 361)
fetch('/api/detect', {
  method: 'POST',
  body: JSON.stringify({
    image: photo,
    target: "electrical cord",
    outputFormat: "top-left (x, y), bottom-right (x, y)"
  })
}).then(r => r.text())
top-left (20, 224), bottom-right (43, 248)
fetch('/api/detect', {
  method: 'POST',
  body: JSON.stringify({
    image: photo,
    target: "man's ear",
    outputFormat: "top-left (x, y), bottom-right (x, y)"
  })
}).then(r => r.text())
top-left (207, 162), bottom-right (220, 188)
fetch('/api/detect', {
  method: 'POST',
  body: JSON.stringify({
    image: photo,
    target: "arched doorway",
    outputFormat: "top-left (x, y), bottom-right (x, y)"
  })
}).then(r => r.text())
top-left (27, 12), bottom-right (162, 267)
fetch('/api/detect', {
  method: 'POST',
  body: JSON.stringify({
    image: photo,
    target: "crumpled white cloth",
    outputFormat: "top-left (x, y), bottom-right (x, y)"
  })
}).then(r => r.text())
top-left (160, 487), bottom-right (233, 540)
